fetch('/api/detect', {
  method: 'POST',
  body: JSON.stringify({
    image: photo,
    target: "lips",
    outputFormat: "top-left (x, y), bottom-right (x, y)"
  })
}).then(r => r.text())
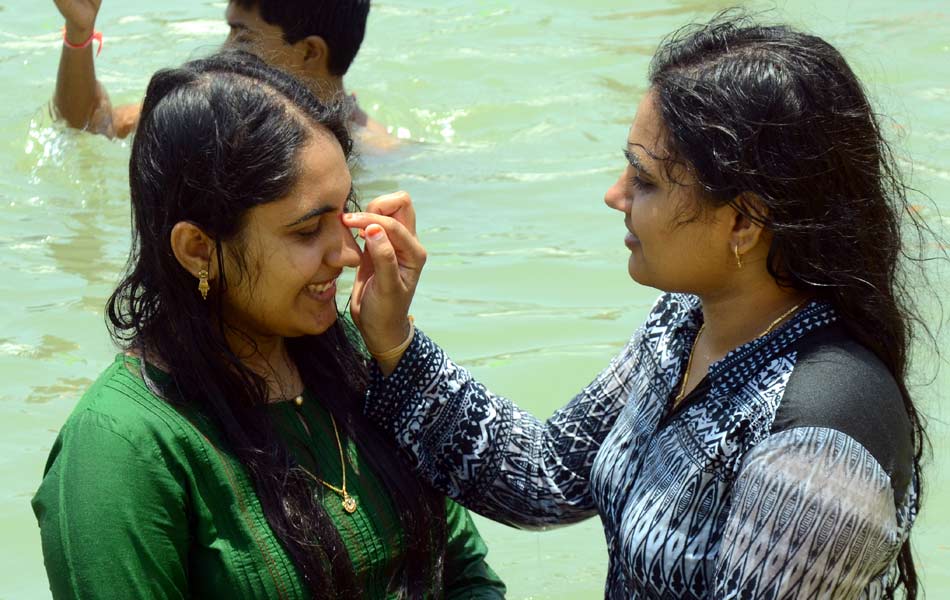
top-left (624, 219), bottom-right (640, 249)
top-left (624, 232), bottom-right (641, 249)
top-left (305, 277), bottom-right (339, 301)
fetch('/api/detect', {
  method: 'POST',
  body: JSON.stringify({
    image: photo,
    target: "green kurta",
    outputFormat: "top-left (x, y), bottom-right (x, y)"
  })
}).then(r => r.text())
top-left (32, 355), bottom-right (506, 599)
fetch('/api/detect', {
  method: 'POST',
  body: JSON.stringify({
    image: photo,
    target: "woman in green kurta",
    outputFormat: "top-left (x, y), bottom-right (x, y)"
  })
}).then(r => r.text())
top-left (32, 51), bottom-right (505, 600)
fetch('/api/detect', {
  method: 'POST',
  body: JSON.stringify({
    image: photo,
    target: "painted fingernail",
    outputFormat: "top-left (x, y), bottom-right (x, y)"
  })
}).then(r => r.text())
top-left (366, 224), bottom-right (384, 240)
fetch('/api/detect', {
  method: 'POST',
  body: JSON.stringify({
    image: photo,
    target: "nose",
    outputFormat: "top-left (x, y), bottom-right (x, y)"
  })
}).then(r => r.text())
top-left (603, 171), bottom-right (629, 213)
top-left (327, 220), bottom-right (362, 269)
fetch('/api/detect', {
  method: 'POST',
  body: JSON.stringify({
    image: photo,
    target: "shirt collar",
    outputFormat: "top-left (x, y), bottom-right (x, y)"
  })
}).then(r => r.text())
top-left (671, 295), bottom-right (838, 397)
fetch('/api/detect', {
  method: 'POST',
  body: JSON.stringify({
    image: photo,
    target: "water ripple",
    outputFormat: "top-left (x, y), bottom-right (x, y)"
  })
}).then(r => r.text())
top-left (462, 340), bottom-right (627, 368)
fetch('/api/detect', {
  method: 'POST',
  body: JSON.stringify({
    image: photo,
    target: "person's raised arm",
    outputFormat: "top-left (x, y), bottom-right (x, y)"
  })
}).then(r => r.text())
top-left (53, 0), bottom-right (140, 138)
top-left (345, 195), bottom-right (641, 528)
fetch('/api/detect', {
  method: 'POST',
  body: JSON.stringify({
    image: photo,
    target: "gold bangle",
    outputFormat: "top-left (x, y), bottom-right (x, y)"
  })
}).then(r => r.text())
top-left (370, 316), bottom-right (415, 362)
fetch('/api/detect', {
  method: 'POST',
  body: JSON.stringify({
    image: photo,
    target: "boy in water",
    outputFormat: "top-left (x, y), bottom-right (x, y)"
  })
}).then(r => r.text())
top-left (53, 0), bottom-right (394, 148)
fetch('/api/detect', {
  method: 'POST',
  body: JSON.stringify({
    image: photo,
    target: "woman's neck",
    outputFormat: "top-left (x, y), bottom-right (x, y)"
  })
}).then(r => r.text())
top-left (130, 326), bottom-right (303, 403)
top-left (225, 329), bottom-right (302, 402)
top-left (697, 278), bottom-right (810, 360)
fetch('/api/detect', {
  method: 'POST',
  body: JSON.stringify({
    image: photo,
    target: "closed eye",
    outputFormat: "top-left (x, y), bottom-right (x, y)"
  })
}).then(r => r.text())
top-left (629, 171), bottom-right (653, 192)
top-left (623, 148), bottom-right (654, 192)
top-left (296, 225), bottom-right (323, 239)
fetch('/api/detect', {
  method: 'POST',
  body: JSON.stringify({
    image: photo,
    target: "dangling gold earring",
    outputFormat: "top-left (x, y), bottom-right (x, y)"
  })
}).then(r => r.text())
top-left (734, 245), bottom-right (743, 269)
top-left (197, 269), bottom-right (210, 300)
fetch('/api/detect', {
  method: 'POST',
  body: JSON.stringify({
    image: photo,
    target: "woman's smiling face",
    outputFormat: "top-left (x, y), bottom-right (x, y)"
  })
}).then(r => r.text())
top-left (603, 91), bottom-right (735, 296)
top-left (219, 128), bottom-right (361, 342)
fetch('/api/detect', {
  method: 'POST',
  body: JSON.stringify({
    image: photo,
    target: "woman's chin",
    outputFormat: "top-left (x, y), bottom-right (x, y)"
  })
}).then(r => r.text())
top-left (312, 313), bottom-right (340, 335)
top-left (626, 256), bottom-right (660, 290)
top-left (292, 309), bottom-right (339, 338)
top-left (627, 255), bottom-right (643, 282)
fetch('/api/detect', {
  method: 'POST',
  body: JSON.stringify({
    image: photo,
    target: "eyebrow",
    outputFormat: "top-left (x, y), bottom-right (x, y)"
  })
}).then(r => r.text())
top-left (624, 145), bottom-right (655, 179)
top-left (285, 205), bottom-right (337, 228)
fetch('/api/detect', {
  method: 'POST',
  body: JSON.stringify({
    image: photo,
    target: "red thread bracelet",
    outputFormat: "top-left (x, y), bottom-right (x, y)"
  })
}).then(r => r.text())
top-left (62, 27), bottom-right (103, 57)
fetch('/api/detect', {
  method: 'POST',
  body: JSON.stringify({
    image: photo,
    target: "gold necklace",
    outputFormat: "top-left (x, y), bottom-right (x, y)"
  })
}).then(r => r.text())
top-left (294, 401), bottom-right (358, 514)
top-left (673, 299), bottom-right (808, 406)
top-left (674, 323), bottom-right (706, 405)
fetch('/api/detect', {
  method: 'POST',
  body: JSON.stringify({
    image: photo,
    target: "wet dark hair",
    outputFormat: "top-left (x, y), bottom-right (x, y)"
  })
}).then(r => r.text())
top-left (234, 0), bottom-right (371, 76)
top-left (107, 50), bottom-right (444, 598)
top-left (648, 11), bottom-right (936, 598)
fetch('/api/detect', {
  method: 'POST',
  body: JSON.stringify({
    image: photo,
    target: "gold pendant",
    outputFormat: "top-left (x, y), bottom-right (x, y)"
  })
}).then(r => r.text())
top-left (342, 494), bottom-right (357, 514)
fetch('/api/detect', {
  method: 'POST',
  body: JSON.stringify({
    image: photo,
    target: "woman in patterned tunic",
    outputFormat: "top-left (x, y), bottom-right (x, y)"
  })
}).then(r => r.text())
top-left (343, 13), bottom-right (932, 600)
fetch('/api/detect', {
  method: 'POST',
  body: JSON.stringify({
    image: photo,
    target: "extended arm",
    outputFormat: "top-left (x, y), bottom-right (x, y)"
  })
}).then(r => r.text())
top-left (364, 327), bottom-right (641, 529)
top-left (345, 196), bottom-right (641, 527)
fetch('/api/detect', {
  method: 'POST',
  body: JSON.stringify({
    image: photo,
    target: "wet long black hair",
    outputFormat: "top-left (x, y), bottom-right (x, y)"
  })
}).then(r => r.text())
top-left (107, 51), bottom-right (444, 598)
top-left (648, 12), bottom-right (935, 598)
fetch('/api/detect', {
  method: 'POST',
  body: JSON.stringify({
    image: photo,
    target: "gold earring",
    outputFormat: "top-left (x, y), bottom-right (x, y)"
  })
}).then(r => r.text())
top-left (197, 269), bottom-right (210, 300)
top-left (734, 245), bottom-right (743, 269)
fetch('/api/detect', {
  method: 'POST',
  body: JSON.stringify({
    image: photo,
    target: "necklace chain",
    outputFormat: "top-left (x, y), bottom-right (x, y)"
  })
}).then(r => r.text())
top-left (295, 405), bottom-right (358, 514)
top-left (673, 300), bottom-right (807, 406)
top-left (674, 323), bottom-right (706, 405)
top-left (269, 353), bottom-right (304, 404)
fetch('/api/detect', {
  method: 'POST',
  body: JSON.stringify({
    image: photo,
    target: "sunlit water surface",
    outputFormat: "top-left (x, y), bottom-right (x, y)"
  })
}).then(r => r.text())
top-left (1, 1), bottom-right (948, 597)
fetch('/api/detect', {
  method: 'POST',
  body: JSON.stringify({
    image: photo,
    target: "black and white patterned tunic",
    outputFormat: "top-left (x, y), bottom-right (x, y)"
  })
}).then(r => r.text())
top-left (364, 293), bottom-right (916, 599)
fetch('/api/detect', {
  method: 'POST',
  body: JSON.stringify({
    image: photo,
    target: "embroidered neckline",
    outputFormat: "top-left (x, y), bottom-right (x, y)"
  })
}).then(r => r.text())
top-left (668, 294), bottom-right (839, 397)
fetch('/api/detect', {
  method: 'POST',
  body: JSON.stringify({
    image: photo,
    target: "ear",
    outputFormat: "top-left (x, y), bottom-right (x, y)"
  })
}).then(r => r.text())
top-left (300, 35), bottom-right (332, 78)
top-left (728, 192), bottom-right (769, 257)
top-left (170, 221), bottom-right (216, 280)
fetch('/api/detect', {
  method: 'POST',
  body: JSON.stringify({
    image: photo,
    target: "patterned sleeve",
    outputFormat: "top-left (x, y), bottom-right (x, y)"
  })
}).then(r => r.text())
top-left (364, 327), bottom-right (642, 529)
top-left (714, 427), bottom-right (915, 599)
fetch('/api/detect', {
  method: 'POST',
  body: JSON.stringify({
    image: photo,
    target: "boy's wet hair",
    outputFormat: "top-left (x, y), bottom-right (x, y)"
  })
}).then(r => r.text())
top-left (234, 0), bottom-right (371, 76)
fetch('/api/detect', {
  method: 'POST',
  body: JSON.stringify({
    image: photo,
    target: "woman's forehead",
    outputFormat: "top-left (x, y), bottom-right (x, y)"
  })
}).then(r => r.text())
top-left (626, 93), bottom-right (699, 186)
top-left (627, 95), bottom-right (666, 163)
top-left (244, 138), bottom-right (351, 229)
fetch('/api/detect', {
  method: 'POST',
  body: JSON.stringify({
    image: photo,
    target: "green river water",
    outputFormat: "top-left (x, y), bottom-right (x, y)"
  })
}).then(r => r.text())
top-left (1, 1), bottom-right (948, 598)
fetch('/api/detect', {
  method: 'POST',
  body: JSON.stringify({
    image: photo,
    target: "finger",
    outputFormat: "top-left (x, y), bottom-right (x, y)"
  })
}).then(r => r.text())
top-left (343, 213), bottom-right (426, 269)
top-left (343, 212), bottom-right (401, 230)
top-left (364, 191), bottom-right (416, 235)
top-left (365, 191), bottom-right (411, 215)
top-left (364, 224), bottom-right (404, 294)
top-left (365, 200), bottom-right (415, 236)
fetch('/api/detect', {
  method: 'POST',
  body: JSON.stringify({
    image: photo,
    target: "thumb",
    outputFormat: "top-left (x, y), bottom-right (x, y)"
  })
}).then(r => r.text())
top-left (364, 224), bottom-right (402, 294)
